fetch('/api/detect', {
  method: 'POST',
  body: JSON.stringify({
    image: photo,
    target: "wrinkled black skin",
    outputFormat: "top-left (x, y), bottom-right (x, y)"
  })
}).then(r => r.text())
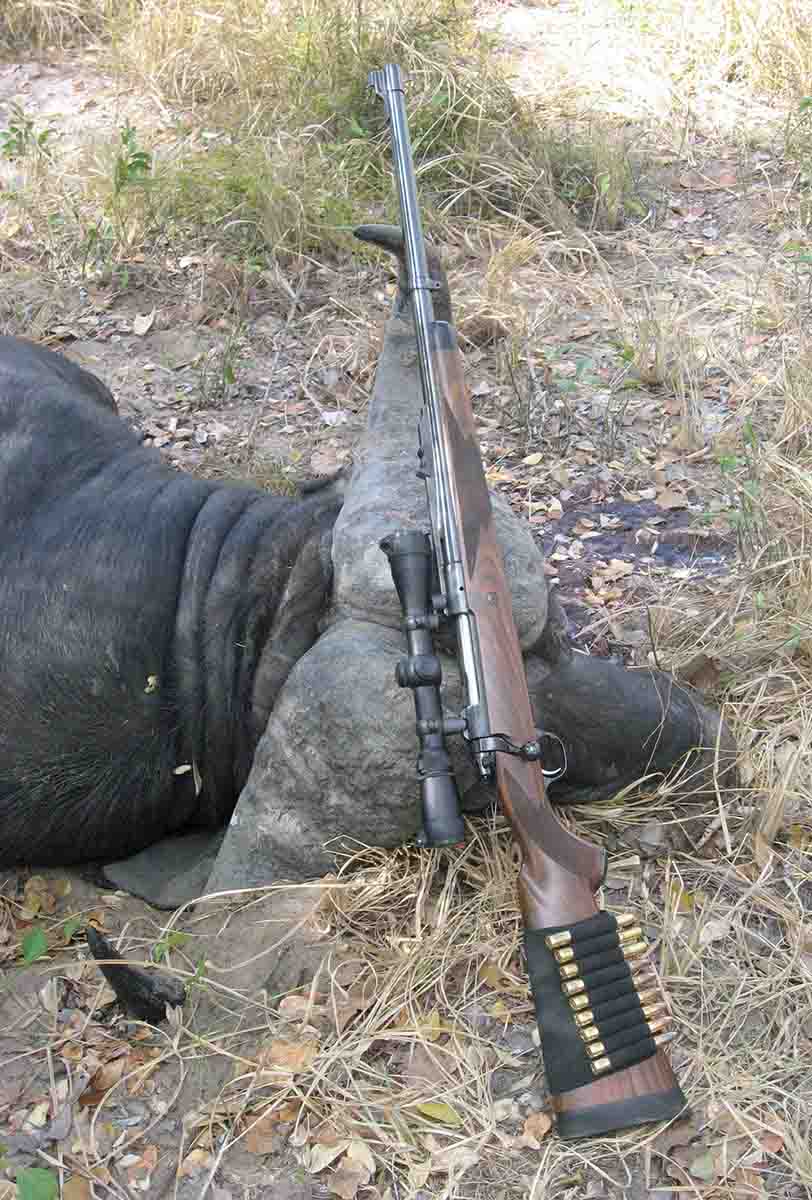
top-left (0, 336), bottom-right (339, 866)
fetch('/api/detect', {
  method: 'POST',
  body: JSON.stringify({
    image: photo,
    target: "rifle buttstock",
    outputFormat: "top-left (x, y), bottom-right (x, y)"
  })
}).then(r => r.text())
top-left (434, 328), bottom-right (688, 1135)
top-left (525, 911), bottom-right (687, 1137)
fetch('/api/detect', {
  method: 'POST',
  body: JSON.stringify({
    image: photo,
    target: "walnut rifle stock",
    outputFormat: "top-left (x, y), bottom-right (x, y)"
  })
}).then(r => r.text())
top-left (366, 63), bottom-right (688, 1138)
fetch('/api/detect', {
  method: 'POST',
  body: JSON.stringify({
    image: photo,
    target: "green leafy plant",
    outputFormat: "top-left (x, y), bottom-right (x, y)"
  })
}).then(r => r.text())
top-left (113, 122), bottom-right (152, 198)
top-left (153, 930), bottom-right (191, 962)
top-left (62, 916), bottom-right (83, 940)
top-left (0, 102), bottom-right (56, 161)
top-left (21, 925), bottom-right (48, 964)
top-left (719, 418), bottom-right (764, 554)
top-left (16, 1167), bottom-right (58, 1200)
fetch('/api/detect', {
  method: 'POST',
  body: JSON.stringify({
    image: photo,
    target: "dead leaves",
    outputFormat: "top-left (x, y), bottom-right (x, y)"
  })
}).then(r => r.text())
top-left (78, 1042), bottom-right (162, 1107)
top-left (299, 1130), bottom-right (378, 1199)
top-left (655, 485), bottom-right (689, 510)
top-left (132, 309), bottom-right (156, 336)
top-left (62, 1178), bottom-right (93, 1200)
top-left (499, 1110), bottom-right (554, 1151)
top-left (414, 1100), bottom-right (464, 1128)
top-left (276, 983), bottom-right (371, 1035)
top-left (20, 874), bottom-right (71, 918)
top-left (244, 1102), bottom-right (303, 1155)
top-left (256, 1036), bottom-right (319, 1077)
top-left (788, 823), bottom-right (812, 853)
top-left (590, 558), bottom-right (635, 588)
top-left (420, 1136), bottom-right (479, 1177)
top-left (655, 1106), bottom-right (787, 1194)
top-left (678, 651), bottom-right (723, 693)
top-left (678, 165), bottom-right (738, 192)
top-left (329, 1140), bottom-right (376, 1198)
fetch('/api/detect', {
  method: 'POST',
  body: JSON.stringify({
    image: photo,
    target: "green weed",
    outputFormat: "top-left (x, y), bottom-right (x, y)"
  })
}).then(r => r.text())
top-left (0, 102), bottom-right (57, 161)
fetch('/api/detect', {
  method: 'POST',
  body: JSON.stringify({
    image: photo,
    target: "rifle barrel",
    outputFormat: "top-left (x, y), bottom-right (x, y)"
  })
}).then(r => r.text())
top-left (369, 64), bottom-right (489, 749)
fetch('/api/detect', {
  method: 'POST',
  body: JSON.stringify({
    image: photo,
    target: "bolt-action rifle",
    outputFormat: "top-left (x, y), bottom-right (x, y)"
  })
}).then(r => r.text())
top-left (368, 63), bottom-right (688, 1138)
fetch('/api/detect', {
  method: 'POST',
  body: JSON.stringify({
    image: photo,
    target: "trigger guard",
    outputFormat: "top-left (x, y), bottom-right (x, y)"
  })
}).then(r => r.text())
top-left (539, 731), bottom-right (567, 782)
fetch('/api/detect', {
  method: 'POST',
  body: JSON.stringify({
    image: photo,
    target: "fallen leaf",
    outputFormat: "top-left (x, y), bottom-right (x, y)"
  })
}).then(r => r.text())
top-left (346, 1140), bottom-right (375, 1173)
top-left (521, 1111), bottom-right (553, 1148)
top-left (402, 1044), bottom-right (447, 1088)
top-left (788, 824), bottom-right (812, 852)
top-left (421, 1008), bottom-right (443, 1042)
top-left (310, 447), bottom-right (345, 475)
top-left (257, 1038), bottom-right (319, 1075)
top-left (428, 1143), bottom-right (479, 1174)
top-left (244, 1113), bottom-right (283, 1155)
top-left (308, 1140), bottom-right (350, 1173)
top-left (38, 978), bottom-right (59, 1016)
top-left (492, 1098), bottom-right (520, 1123)
top-left (698, 918), bottom-right (730, 947)
top-left (332, 994), bottom-right (369, 1034)
top-left (23, 876), bottom-right (61, 915)
top-left (679, 168), bottom-right (737, 192)
top-left (678, 652), bottom-right (722, 693)
top-left (656, 487), bottom-right (689, 510)
top-left (278, 994), bottom-right (324, 1020)
top-left (408, 1160), bottom-right (431, 1189)
top-left (759, 1129), bottom-right (785, 1154)
top-left (310, 1121), bottom-right (350, 1148)
top-left (329, 1159), bottom-right (370, 1199)
top-left (478, 961), bottom-right (503, 988)
top-left (133, 310), bottom-right (156, 336)
top-left (592, 559), bottom-right (634, 584)
top-left (27, 1101), bottom-right (50, 1128)
top-left (708, 1104), bottom-right (786, 1154)
top-left (320, 409), bottom-right (348, 427)
top-left (415, 1101), bottom-right (464, 1127)
top-left (0, 215), bottom-right (22, 238)
top-left (522, 452), bottom-right (543, 466)
top-left (651, 1116), bottom-right (698, 1157)
top-left (178, 1149), bottom-right (212, 1176)
top-left (666, 881), bottom-right (697, 915)
top-left (731, 1167), bottom-right (767, 1197)
top-left (63, 1180), bottom-right (92, 1200)
top-left (688, 1148), bottom-right (718, 1181)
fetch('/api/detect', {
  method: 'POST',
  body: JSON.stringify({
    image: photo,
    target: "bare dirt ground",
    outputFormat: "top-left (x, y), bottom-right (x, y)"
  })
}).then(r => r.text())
top-left (2, 1), bottom-right (812, 1198)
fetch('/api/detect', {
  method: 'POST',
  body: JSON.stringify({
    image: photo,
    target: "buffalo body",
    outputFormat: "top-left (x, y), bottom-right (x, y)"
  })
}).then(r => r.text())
top-left (0, 336), bottom-right (337, 866)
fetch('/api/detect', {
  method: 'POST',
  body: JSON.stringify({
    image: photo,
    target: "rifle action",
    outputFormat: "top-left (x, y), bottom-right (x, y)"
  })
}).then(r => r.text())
top-left (366, 62), bottom-right (688, 1139)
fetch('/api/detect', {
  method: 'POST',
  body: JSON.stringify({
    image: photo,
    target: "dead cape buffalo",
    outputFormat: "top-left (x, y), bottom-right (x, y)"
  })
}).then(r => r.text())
top-left (0, 255), bottom-right (735, 891)
top-left (0, 334), bottom-right (339, 867)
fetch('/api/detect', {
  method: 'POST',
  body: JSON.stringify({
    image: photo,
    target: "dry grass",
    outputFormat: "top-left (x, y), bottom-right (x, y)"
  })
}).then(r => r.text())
top-left (0, 0), bottom-right (115, 50)
top-left (624, 0), bottom-right (812, 99)
top-left (75, 801), bottom-right (810, 1197)
top-left (1, 0), bottom-right (651, 278)
top-left (605, 0), bottom-right (812, 113)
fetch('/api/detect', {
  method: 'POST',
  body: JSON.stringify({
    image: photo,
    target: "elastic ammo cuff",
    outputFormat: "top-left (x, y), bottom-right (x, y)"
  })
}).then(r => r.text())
top-left (524, 911), bottom-right (666, 1096)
